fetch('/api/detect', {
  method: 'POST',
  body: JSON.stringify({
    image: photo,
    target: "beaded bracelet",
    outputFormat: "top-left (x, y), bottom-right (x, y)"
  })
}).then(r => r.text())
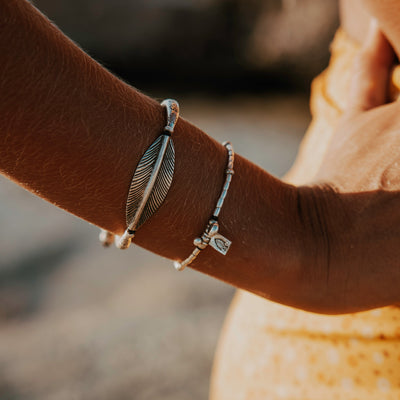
top-left (99, 99), bottom-right (234, 272)
top-left (173, 142), bottom-right (234, 271)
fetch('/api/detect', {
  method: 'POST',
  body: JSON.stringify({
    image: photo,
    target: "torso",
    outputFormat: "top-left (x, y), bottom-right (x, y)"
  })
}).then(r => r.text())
top-left (211, 291), bottom-right (400, 399)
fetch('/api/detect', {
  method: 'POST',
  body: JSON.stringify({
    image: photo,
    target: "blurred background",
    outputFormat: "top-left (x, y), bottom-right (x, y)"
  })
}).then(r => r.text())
top-left (0, 1), bottom-right (338, 399)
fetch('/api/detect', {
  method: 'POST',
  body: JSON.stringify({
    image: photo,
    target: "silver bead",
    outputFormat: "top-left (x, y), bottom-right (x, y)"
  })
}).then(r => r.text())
top-left (116, 231), bottom-right (134, 249)
top-left (193, 237), bottom-right (203, 247)
top-left (207, 221), bottom-right (219, 237)
top-left (174, 261), bottom-right (185, 271)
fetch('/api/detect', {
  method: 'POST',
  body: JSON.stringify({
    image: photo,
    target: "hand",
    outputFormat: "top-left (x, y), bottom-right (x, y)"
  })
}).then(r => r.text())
top-left (316, 20), bottom-right (397, 192)
top-left (303, 21), bottom-right (400, 313)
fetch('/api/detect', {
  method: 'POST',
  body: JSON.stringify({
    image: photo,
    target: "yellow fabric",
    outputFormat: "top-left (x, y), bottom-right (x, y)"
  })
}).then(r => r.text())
top-left (210, 31), bottom-right (400, 400)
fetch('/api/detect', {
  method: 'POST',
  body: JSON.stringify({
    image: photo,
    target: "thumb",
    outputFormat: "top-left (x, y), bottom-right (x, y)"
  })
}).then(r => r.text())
top-left (346, 19), bottom-right (394, 116)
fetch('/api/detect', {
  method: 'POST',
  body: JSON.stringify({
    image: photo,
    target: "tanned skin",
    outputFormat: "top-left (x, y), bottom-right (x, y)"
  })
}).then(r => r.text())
top-left (0, 0), bottom-right (399, 314)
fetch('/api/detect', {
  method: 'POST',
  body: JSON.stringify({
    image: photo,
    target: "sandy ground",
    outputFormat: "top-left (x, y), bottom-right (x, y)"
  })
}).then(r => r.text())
top-left (0, 95), bottom-right (310, 400)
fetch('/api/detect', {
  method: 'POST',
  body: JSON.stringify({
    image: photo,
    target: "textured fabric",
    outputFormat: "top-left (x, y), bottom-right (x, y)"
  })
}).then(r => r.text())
top-left (210, 30), bottom-right (400, 400)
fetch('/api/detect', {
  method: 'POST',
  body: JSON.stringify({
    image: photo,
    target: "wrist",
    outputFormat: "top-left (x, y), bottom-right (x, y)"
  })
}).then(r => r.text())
top-left (294, 183), bottom-right (357, 313)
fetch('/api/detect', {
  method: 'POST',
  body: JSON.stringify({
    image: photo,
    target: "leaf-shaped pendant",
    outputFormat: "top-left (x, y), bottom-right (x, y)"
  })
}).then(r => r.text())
top-left (115, 99), bottom-right (179, 249)
top-left (125, 133), bottom-right (175, 232)
top-left (99, 99), bottom-right (179, 249)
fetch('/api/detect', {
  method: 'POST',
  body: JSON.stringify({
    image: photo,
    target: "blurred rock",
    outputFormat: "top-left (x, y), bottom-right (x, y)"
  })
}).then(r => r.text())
top-left (32, 0), bottom-right (339, 91)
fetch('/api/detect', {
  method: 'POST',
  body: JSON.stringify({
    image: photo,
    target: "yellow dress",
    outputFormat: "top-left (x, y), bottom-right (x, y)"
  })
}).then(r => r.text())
top-left (210, 30), bottom-right (400, 400)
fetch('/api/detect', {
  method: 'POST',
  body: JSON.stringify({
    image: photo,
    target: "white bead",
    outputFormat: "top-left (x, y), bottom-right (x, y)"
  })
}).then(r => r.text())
top-left (174, 261), bottom-right (185, 271)
top-left (99, 230), bottom-right (114, 247)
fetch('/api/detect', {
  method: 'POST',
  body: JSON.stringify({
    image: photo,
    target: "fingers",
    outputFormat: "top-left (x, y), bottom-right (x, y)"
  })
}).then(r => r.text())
top-left (346, 19), bottom-right (394, 116)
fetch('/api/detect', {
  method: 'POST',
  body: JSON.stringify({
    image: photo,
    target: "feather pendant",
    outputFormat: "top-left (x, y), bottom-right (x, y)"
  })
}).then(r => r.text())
top-left (126, 133), bottom-right (175, 231)
top-left (99, 99), bottom-right (179, 250)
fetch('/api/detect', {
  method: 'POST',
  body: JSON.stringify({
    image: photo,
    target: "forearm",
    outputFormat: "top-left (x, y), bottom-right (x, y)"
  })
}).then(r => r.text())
top-left (0, 0), bottom-right (316, 309)
top-left (0, 0), bottom-right (166, 233)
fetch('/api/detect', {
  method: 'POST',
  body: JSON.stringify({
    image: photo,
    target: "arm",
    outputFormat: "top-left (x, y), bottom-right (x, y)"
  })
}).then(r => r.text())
top-left (2, 0), bottom-right (400, 314)
top-left (0, 0), bottom-right (310, 308)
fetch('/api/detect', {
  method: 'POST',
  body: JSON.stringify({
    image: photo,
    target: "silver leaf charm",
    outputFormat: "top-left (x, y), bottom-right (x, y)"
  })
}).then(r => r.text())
top-left (100, 99), bottom-right (179, 250)
top-left (209, 233), bottom-right (232, 255)
top-left (125, 134), bottom-right (175, 232)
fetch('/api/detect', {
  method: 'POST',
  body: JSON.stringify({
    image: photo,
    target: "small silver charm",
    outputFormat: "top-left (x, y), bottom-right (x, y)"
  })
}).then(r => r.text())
top-left (209, 233), bottom-right (232, 255)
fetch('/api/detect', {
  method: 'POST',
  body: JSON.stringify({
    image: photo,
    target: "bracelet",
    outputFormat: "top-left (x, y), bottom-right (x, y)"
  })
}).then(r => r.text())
top-left (173, 142), bottom-right (235, 271)
top-left (99, 99), bottom-right (234, 272)
top-left (99, 99), bottom-right (179, 249)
